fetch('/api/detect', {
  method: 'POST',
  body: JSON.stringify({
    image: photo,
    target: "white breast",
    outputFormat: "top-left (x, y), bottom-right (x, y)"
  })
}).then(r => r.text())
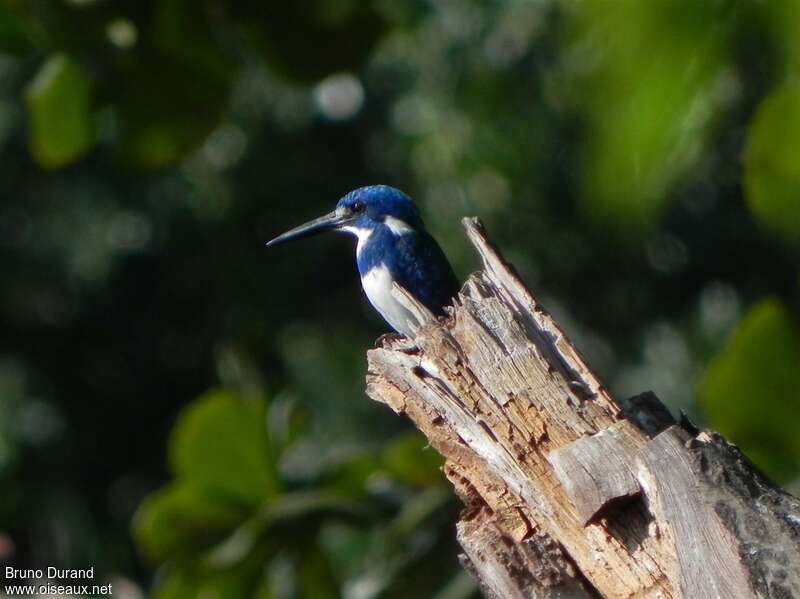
top-left (361, 263), bottom-right (416, 337)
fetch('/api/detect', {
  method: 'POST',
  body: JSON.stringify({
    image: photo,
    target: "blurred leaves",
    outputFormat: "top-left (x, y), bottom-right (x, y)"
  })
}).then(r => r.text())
top-left (134, 390), bottom-right (277, 565)
top-left (10, 0), bottom-right (387, 169)
top-left (0, 3), bottom-right (35, 54)
top-left (110, 52), bottom-right (231, 168)
top-left (700, 299), bottom-right (800, 482)
top-left (232, 2), bottom-right (386, 83)
top-left (134, 482), bottom-right (244, 564)
top-left (111, 0), bottom-right (236, 168)
top-left (744, 84), bottom-right (800, 244)
top-left (383, 433), bottom-right (443, 487)
top-left (134, 387), bottom-right (340, 597)
top-left (562, 0), bottom-right (730, 228)
top-left (153, 0), bottom-right (232, 79)
top-left (760, 0), bottom-right (800, 74)
top-left (168, 390), bottom-right (280, 505)
top-left (134, 379), bottom-right (458, 597)
top-left (25, 54), bottom-right (94, 168)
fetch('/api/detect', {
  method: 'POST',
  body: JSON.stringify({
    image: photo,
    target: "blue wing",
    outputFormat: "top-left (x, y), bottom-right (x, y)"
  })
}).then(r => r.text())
top-left (385, 231), bottom-right (459, 316)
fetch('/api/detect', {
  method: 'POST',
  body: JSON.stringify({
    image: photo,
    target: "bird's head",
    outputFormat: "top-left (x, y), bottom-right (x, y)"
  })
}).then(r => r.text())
top-left (266, 185), bottom-right (423, 247)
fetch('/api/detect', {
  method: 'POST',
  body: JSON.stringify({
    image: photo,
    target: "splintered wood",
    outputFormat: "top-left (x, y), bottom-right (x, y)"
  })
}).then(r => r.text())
top-left (366, 218), bottom-right (800, 598)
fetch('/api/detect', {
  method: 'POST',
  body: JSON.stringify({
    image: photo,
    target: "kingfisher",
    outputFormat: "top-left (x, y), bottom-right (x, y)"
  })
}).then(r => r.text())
top-left (266, 185), bottom-right (459, 337)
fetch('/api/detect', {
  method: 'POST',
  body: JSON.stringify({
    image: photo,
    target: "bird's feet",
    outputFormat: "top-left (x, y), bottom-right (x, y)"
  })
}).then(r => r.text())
top-left (374, 332), bottom-right (404, 347)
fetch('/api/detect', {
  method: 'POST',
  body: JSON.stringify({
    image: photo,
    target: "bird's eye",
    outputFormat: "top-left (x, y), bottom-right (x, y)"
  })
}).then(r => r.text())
top-left (352, 201), bottom-right (365, 213)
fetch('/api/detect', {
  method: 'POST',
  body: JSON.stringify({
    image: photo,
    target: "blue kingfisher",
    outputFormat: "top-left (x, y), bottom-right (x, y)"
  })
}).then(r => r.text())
top-left (266, 185), bottom-right (459, 337)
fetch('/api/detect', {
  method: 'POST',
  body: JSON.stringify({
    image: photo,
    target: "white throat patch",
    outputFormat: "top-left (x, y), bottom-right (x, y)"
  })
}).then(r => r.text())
top-left (341, 225), bottom-right (373, 256)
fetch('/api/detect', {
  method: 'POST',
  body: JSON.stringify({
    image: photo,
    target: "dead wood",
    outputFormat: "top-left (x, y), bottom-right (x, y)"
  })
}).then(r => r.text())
top-left (366, 218), bottom-right (800, 598)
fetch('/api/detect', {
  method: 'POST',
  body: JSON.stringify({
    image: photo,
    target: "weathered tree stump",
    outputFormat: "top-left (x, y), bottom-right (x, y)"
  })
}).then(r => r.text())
top-left (366, 218), bottom-right (800, 598)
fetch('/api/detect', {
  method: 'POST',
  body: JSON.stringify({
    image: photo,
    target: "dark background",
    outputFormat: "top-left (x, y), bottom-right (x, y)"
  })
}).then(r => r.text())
top-left (1, 1), bottom-right (799, 597)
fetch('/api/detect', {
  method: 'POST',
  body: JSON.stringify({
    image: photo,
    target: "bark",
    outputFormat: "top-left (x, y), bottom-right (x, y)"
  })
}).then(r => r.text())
top-left (365, 218), bottom-right (800, 598)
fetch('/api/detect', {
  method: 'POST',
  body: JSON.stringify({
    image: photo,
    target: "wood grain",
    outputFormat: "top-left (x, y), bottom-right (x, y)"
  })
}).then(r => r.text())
top-left (366, 218), bottom-right (800, 598)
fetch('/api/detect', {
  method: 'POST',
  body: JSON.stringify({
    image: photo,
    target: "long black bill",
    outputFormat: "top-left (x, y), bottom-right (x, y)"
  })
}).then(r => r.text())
top-left (265, 210), bottom-right (351, 247)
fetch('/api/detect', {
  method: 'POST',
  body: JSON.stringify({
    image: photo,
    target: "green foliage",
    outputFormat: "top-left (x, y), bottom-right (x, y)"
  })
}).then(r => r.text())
top-left (133, 388), bottom-right (335, 596)
top-left (700, 300), bottom-right (800, 482)
top-left (25, 53), bottom-right (94, 168)
top-left (563, 0), bottom-right (729, 228)
top-left (111, 0), bottom-right (236, 168)
top-left (760, 0), bottom-right (800, 74)
top-left (10, 0), bottom-right (386, 169)
top-left (153, 0), bottom-right (234, 80)
top-left (383, 433), bottom-right (444, 487)
top-left (744, 84), bottom-right (800, 243)
top-left (0, 4), bottom-right (35, 54)
top-left (134, 383), bottom-right (459, 597)
top-left (111, 54), bottom-right (231, 168)
top-left (134, 390), bottom-right (277, 567)
top-left (168, 390), bottom-right (280, 505)
top-left (233, 2), bottom-right (386, 83)
top-left (134, 483), bottom-right (245, 564)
